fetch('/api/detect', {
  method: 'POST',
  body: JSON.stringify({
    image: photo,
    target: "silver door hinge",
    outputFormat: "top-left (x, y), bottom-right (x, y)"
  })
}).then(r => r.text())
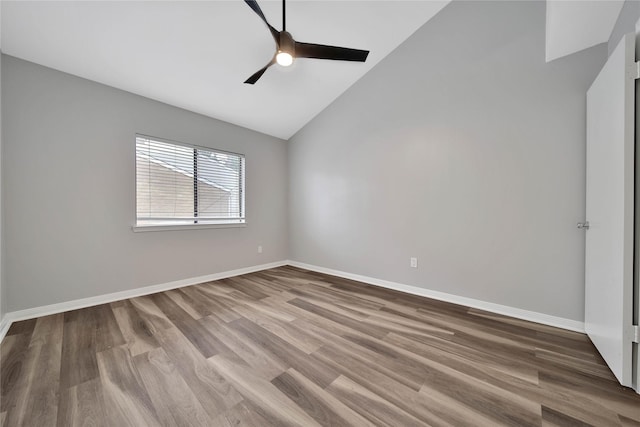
top-left (635, 61), bottom-right (640, 80)
top-left (634, 325), bottom-right (639, 344)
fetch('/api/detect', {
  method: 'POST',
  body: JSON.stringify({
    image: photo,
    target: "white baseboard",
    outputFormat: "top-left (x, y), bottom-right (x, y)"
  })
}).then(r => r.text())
top-left (287, 260), bottom-right (585, 333)
top-left (0, 260), bottom-right (288, 342)
top-left (0, 315), bottom-right (11, 343)
top-left (0, 258), bottom-right (585, 344)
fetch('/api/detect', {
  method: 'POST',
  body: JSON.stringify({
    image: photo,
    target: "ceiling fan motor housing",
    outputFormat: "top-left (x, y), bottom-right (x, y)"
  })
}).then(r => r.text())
top-left (279, 31), bottom-right (295, 57)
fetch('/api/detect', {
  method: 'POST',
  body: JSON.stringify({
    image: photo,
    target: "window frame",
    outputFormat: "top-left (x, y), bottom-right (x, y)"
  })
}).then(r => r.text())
top-left (132, 134), bottom-right (246, 232)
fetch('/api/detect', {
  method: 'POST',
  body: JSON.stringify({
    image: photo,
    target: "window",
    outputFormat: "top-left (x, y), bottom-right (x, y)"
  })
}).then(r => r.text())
top-left (135, 135), bottom-right (245, 228)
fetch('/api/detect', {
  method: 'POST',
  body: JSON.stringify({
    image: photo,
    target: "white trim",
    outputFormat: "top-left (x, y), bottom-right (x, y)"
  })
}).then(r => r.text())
top-left (0, 258), bottom-right (586, 345)
top-left (287, 260), bottom-right (585, 333)
top-left (132, 222), bottom-right (246, 232)
top-left (0, 260), bottom-right (287, 342)
top-left (0, 316), bottom-right (11, 343)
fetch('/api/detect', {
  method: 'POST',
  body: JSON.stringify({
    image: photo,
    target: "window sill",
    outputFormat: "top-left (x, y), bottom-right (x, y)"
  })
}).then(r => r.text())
top-left (132, 222), bottom-right (246, 233)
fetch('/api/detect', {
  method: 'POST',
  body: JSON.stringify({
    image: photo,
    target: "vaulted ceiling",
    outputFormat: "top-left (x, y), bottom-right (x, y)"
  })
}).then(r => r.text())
top-left (1, 1), bottom-right (625, 139)
top-left (1, 1), bottom-right (449, 139)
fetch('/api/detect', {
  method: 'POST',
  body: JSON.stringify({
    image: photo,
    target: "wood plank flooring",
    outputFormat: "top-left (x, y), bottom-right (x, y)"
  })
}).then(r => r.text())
top-left (1, 266), bottom-right (639, 426)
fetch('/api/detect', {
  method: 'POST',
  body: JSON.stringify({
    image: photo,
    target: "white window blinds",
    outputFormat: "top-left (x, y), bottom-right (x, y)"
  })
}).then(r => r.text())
top-left (136, 135), bottom-right (245, 226)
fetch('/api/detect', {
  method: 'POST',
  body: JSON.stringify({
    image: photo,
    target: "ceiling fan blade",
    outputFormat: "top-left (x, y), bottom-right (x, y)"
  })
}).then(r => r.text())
top-left (295, 42), bottom-right (369, 62)
top-left (244, 0), bottom-right (280, 42)
top-left (244, 59), bottom-right (275, 84)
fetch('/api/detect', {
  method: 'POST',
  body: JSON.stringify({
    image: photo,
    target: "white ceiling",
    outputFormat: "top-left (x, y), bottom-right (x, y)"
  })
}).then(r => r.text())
top-left (2, 1), bottom-right (624, 138)
top-left (1, 0), bottom-right (449, 140)
top-left (545, 0), bottom-right (624, 62)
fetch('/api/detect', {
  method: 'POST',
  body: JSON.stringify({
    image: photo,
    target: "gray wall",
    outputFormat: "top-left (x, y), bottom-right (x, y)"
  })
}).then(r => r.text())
top-left (608, 0), bottom-right (640, 56)
top-left (2, 55), bottom-right (288, 312)
top-left (288, 1), bottom-right (606, 321)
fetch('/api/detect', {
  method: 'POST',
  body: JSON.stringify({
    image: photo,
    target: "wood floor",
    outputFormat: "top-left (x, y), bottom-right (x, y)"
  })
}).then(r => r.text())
top-left (1, 266), bottom-right (639, 426)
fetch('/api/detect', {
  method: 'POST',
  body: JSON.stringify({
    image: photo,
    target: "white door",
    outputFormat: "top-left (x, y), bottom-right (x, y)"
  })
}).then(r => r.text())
top-left (585, 32), bottom-right (636, 389)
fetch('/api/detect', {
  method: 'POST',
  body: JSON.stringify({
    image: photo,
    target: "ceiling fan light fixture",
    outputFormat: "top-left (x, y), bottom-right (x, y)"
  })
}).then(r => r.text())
top-left (276, 51), bottom-right (294, 67)
top-left (243, 0), bottom-right (369, 84)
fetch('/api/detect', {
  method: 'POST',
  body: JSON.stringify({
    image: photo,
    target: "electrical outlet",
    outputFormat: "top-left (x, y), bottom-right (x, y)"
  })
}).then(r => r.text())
top-left (258, 245), bottom-right (263, 254)
top-left (410, 257), bottom-right (418, 268)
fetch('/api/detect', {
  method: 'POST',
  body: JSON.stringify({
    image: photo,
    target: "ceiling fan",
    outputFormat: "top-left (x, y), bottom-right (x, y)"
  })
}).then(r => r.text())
top-left (243, 0), bottom-right (370, 84)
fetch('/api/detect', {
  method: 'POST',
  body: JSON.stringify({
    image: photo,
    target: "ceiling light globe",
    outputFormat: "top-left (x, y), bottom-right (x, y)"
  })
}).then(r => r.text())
top-left (276, 51), bottom-right (293, 67)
